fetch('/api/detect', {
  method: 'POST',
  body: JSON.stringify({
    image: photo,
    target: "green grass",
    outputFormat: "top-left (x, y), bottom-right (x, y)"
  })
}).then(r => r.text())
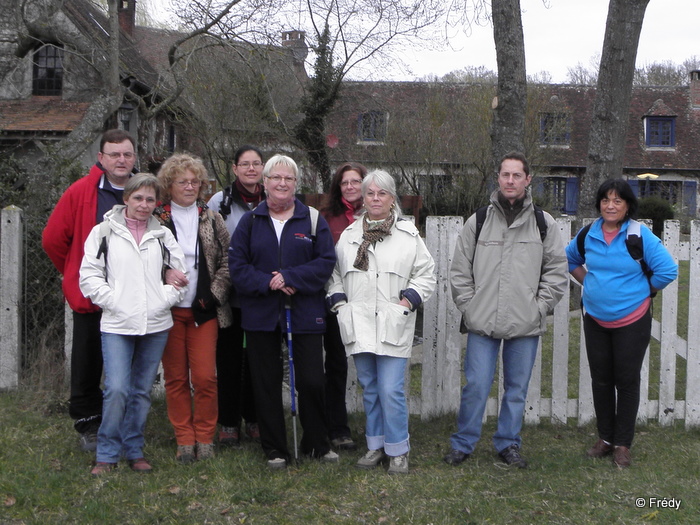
top-left (1, 392), bottom-right (699, 524)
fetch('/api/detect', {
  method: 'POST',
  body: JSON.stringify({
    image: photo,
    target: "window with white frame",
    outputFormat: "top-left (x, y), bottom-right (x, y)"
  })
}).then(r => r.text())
top-left (357, 111), bottom-right (388, 144)
top-left (539, 112), bottom-right (571, 146)
top-left (33, 44), bottom-right (64, 96)
top-left (645, 117), bottom-right (675, 148)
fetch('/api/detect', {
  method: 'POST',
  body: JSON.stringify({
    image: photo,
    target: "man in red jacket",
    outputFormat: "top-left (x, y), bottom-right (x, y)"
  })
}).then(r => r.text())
top-left (43, 129), bottom-right (136, 451)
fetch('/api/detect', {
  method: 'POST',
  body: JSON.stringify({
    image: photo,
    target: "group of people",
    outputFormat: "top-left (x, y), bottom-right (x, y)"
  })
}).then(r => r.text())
top-left (43, 129), bottom-right (677, 477)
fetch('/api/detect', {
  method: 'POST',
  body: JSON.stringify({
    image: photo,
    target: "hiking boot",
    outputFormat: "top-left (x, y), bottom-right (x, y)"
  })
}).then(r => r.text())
top-left (443, 448), bottom-right (470, 466)
top-left (587, 439), bottom-right (613, 458)
top-left (356, 449), bottom-right (386, 470)
top-left (331, 436), bottom-right (357, 451)
top-left (498, 444), bottom-right (528, 468)
top-left (388, 454), bottom-right (409, 475)
top-left (90, 462), bottom-right (116, 476)
top-left (246, 422), bottom-right (261, 443)
top-left (176, 445), bottom-right (196, 464)
top-left (196, 442), bottom-right (215, 461)
top-left (79, 431), bottom-right (98, 452)
top-left (128, 457), bottom-right (153, 473)
top-left (321, 450), bottom-right (340, 463)
top-left (218, 426), bottom-right (240, 447)
top-left (613, 446), bottom-right (632, 468)
top-left (267, 457), bottom-right (287, 470)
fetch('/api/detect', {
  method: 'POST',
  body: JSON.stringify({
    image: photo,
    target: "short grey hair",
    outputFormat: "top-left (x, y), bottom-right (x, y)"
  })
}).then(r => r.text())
top-left (124, 173), bottom-right (159, 202)
top-left (361, 169), bottom-right (401, 218)
top-left (263, 154), bottom-right (299, 179)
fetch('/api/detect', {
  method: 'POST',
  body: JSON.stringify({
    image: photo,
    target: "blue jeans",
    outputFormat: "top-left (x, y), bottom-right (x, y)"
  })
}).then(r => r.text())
top-left (97, 331), bottom-right (169, 463)
top-left (450, 333), bottom-right (539, 454)
top-left (354, 353), bottom-right (409, 457)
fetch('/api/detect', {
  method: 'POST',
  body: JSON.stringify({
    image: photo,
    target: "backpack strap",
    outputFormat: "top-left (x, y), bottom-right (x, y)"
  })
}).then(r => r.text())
top-left (576, 223), bottom-right (593, 260)
top-left (308, 205), bottom-right (319, 239)
top-left (474, 204), bottom-right (547, 243)
top-left (95, 221), bottom-right (112, 282)
top-left (219, 185), bottom-right (233, 219)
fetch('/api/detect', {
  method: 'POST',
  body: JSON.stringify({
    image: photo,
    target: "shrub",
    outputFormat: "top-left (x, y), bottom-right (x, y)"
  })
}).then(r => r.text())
top-left (638, 196), bottom-right (674, 237)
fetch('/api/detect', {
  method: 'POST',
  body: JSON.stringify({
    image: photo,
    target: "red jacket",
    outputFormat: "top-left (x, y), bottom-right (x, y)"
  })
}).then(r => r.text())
top-left (43, 165), bottom-right (105, 313)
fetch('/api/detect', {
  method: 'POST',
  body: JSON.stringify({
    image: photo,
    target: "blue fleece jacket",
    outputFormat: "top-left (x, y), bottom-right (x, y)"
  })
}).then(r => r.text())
top-left (566, 218), bottom-right (677, 322)
top-left (228, 199), bottom-right (336, 333)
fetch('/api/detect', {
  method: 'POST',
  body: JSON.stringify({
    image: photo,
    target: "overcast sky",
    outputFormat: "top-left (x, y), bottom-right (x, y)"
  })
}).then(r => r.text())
top-left (147, 0), bottom-right (699, 83)
top-left (402, 0), bottom-right (699, 82)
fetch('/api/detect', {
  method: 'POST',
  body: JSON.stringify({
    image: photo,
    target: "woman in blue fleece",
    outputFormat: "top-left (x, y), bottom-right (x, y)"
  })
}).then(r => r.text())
top-left (566, 178), bottom-right (677, 468)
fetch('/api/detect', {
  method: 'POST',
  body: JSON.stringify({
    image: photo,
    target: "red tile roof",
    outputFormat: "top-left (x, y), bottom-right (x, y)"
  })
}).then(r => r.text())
top-left (0, 98), bottom-right (90, 132)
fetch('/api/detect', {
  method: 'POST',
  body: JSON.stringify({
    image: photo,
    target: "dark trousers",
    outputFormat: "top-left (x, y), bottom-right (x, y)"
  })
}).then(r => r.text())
top-left (246, 330), bottom-right (329, 461)
top-left (583, 308), bottom-right (652, 448)
top-left (323, 314), bottom-right (352, 439)
top-left (69, 311), bottom-right (103, 434)
top-left (216, 308), bottom-right (256, 428)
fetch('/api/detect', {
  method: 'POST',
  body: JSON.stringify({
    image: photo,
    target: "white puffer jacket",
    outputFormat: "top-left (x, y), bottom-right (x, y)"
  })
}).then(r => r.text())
top-left (328, 216), bottom-right (436, 358)
top-left (79, 205), bottom-right (187, 335)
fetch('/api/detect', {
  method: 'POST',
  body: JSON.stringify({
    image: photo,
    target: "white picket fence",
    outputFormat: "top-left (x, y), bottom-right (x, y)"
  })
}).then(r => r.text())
top-left (361, 216), bottom-right (698, 429)
top-left (1, 206), bottom-right (698, 428)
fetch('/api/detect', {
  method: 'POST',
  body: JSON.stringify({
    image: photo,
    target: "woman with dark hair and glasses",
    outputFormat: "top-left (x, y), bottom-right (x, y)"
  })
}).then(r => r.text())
top-left (156, 154), bottom-right (233, 464)
top-left (566, 178), bottom-right (677, 468)
top-left (320, 162), bottom-right (368, 451)
top-left (207, 146), bottom-right (265, 447)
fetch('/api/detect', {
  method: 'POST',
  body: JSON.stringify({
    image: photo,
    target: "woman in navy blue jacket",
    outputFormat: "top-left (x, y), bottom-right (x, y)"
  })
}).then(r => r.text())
top-left (566, 178), bottom-right (677, 468)
top-left (229, 154), bottom-right (337, 469)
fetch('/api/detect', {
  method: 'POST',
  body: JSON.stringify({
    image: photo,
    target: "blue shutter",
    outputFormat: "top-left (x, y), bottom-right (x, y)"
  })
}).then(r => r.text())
top-left (564, 177), bottom-right (578, 215)
top-left (628, 179), bottom-right (639, 197)
top-left (683, 180), bottom-right (697, 217)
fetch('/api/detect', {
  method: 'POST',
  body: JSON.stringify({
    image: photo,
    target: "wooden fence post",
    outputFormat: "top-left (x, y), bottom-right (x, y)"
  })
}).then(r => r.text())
top-left (0, 206), bottom-right (24, 390)
top-left (422, 216), bottom-right (464, 420)
top-left (686, 220), bottom-right (700, 428)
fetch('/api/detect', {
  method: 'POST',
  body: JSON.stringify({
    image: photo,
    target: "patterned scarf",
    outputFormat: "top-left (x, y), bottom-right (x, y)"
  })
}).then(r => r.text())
top-left (353, 214), bottom-right (394, 271)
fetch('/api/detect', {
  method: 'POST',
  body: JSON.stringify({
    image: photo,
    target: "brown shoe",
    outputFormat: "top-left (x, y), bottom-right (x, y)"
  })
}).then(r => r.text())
top-left (176, 445), bottom-right (196, 464)
top-left (613, 446), bottom-right (632, 468)
top-left (587, 439), bottom-right (613, 458)
top-left (128, 457), bottom-right (153, 473)
top-left (196, 442), bottom-right (216, 460)
top-left (91, 462), bottom-right (117, 476)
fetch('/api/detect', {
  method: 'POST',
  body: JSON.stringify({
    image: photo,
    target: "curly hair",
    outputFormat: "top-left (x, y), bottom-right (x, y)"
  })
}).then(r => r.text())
top-left (157, 153), bottom-right (210, 203)
top-left (325, 162), bottom-right (368, 217)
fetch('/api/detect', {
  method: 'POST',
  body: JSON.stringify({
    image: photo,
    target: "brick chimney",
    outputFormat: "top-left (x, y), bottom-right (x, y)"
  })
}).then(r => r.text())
top-left (118, 0), bottom-right (137, 36)
top-left (281, 30), bottom-right (308, 63)
top-left (691, 70), bottom-right (700, 108)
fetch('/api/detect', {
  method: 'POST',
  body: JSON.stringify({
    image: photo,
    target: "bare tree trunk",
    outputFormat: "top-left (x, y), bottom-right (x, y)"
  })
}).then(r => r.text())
top-left (580, 0), bottom-right (650, 217)
top-left (490, 0), bottom-right (527, 169)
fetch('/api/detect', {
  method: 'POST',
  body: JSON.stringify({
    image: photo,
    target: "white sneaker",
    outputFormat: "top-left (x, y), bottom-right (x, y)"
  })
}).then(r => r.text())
top-left (267, 457), bottom-right (287, 469)
top-left (356, 448), bottom-right (386, 469)
top-left (321, 450), bottom-right (339, 463)
top-left (388, 454), bottom-right (409, 475)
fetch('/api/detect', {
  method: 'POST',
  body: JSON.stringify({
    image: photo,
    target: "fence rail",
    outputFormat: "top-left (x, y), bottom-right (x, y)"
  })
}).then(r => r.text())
top-left (1, 206), bottom-right (697, 428)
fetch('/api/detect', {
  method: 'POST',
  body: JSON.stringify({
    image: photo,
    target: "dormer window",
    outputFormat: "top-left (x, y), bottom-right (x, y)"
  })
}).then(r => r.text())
top-left (357, 111), bottom-right (388, 144)
top-left (645, 116), bottom-right (675, 148)
top-left (33, 44), bottom-right (64, 96)
top-left (539, 112), bottom-right (571, 146)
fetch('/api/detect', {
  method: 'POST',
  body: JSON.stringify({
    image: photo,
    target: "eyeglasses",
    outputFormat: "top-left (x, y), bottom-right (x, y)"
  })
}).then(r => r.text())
top-left (174, 180), bottom-right (202, 188)
top-left (266, 175), bottom-right (296, 184)
top-left (341, 179), bottom-right (363, 187)
top-left (237, 161), bottom-right (263, 169)
top-left (102, 152), bottom-right (135, 160)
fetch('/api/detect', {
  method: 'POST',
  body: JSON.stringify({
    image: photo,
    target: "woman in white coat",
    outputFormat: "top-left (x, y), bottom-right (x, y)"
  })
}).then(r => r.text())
top-left (327, 170), bottom-right (436, 474)
top-left (79, 174), bottom-right (186, 475)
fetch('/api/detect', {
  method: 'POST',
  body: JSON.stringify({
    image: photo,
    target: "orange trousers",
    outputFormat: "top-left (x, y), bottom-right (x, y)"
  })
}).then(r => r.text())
top-left (162, 308), bottom-right (218, 445)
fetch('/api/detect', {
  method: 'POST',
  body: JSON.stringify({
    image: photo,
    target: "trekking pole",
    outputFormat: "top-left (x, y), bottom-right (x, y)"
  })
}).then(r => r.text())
top-left (284, 297), bottom-right (299, 461)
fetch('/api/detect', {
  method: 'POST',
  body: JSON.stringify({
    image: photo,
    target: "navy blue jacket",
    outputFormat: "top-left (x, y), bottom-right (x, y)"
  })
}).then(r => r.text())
top-left (228, 199), bottom-right (336, 333)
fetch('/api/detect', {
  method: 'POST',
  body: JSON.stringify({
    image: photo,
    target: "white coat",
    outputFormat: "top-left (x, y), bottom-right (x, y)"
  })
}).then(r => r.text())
top-left (79, 205), bottom-right (187, 335)
top-left (328, 215), bottom-right (436, 358)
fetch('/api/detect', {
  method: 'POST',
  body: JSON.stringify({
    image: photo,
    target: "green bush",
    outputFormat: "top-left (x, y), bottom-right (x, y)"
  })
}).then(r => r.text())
top-left (638, 196), bottom-right (674, 237)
